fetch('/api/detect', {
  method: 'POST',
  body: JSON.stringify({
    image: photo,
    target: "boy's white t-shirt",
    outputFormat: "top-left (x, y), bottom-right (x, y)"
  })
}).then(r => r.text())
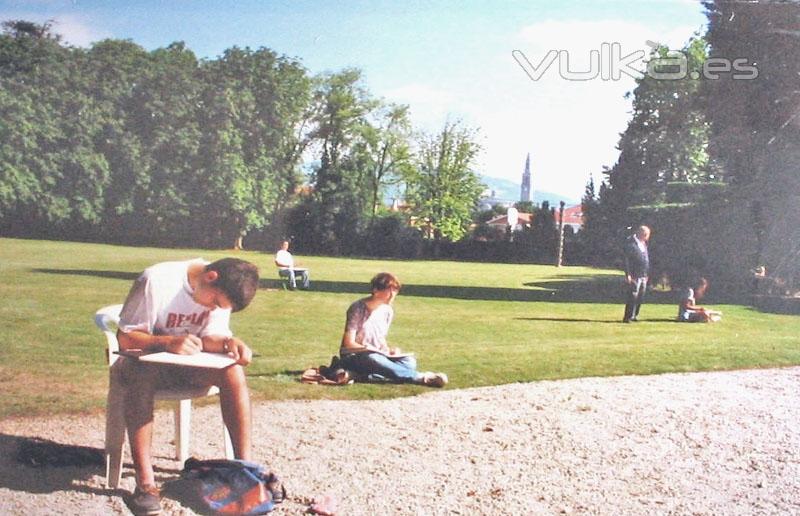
top-left (118, 259), bottom-right (232, 338)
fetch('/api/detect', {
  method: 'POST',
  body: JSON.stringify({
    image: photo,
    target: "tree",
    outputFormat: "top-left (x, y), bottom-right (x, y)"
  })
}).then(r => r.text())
top-left (84, 39), bottom-right (154, 243)
top-left (0, 21), bottom-right (109, 238)
top-left (404, 121), bottom-right (484, 244)
top-left (195, 46), bottom-right (311, 248)
top-left (297, 69), bottom-right (377, 254)
top-left (602, 37), bottom-right (710, 212)
top-left (530, 201), bottom-right (558, 260)
top-left (0, 24), bottom-right (315, 248)
top-left (703, 0), bottom-right (800, 286)
top-left (358, 104), bottom-right (413, 218)
top-left (514, 201), bottom-right (535, 214)
top-left (584, 36), bottom-right (713, 270)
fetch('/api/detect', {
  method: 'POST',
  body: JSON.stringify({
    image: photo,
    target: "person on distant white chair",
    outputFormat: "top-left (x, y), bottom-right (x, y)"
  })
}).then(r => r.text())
top-left (274, 240), bottom-right (310, 290)
top-left (114, 258), bottom-right (259, 515)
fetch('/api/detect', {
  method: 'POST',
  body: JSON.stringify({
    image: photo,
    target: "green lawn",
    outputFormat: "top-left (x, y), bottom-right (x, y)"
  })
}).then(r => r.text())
top-left (1, 237), bottom-right (798, 419)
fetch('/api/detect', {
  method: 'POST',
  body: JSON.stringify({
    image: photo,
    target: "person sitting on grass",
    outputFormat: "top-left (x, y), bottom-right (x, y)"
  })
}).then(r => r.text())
top-left (338, 272), bottom-right (448, 387)
top-left (114, 258), bottom-right (259, 515)
top-left (677, 277), bottom-right (722, 322)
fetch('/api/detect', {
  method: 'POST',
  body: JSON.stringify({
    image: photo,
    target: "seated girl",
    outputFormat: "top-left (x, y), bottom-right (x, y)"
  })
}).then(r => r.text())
top-left (338, 272), bottom-right (448, 387)
top-left (678, 277), bottom-right (722, 322)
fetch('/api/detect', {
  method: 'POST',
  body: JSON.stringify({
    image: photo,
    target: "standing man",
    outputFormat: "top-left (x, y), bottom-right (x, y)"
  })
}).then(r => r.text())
top-left (274, 240), bottom-right (310, 290)
top-left (114, 258), bottom-right (259, 515)
top-left (623, 225), bottom-right (651, 323)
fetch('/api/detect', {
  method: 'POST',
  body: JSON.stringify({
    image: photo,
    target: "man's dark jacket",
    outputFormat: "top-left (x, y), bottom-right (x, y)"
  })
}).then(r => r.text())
top-left (623, 235), bottom-right (650, 279)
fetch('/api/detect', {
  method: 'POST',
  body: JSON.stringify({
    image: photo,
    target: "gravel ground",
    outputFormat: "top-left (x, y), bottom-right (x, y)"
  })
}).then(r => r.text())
top-left (1, 367), bottom-right (799, 515)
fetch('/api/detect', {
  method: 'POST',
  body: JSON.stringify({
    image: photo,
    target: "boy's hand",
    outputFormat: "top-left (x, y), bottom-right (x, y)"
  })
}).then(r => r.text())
top-left (166, 334), bottom-right (203, 355)
top-left (226, 338), bottom-right (252, 366)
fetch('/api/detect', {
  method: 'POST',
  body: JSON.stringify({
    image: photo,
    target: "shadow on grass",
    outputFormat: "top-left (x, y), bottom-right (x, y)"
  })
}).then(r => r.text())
top-left (514, 317), bottom-right (679, 324)
top-left (523, 274), bottom-right (678, 305)
top-left (34, 267), bottom-right (681, 305)
top-left (32, 268), bottom-right (139, 281)
top-left (247, 369), bottom-right (306, 378)
top-left (514, 317), bottom-right (621, 324)
top-left (307, 276), bottom-right (678, 305)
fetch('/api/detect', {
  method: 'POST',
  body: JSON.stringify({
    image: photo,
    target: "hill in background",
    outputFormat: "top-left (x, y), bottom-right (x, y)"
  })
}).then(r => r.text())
top-left (480, 175), bottom-right (579, 206)
top-left (376, 174), bottom-right (580, 207)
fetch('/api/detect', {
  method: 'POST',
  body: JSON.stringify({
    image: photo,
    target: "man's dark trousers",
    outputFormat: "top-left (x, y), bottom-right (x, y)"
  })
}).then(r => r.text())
top-left (622, 233), bottom-right (649, 322)
top-left (624, 277), bottom-right (647, 322)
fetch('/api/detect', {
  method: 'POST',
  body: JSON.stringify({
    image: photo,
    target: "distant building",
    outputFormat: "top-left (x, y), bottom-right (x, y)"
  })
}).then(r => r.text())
top-left (555, 205), bottom-right (584, 232)
top-left (520, 153), bottom-right (532, 202)
top-left (486, 212), bottom-right (533, 233)
top-left (478, 189), bottom-right (514, 212)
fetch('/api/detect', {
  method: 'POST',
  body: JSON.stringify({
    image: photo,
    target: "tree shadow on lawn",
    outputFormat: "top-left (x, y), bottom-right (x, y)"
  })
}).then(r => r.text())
top-left (307, 275), bottom-right (678, 305)
top-left (35, 268), bottom-right (296, 293)
top-left (522, 274), bottom-right (677, 305)
top-left (34, 267), bottom-right (679, 305)
top-left (514, 317), bottom-right (678, 324)
top-left (32, 268), bottom-right (139, 282)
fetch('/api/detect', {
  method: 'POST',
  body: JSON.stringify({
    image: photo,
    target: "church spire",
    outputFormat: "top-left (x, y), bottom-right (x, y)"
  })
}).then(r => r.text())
top-left (520, 153), bottom-right (532, 202)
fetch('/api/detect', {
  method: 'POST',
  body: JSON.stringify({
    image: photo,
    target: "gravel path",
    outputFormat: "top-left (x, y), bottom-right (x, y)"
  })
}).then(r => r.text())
top-left (1, 367), bottom-right (799, 515)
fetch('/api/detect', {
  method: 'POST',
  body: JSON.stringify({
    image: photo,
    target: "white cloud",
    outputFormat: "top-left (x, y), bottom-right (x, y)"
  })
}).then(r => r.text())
top-left (51, 14), bottom-right (110, 47)
top-left (0, 11), bottom-right (110, 47)
top-left (517, 19), bottom-right (697, 54)
top-left (382, 83), bottom-right (454, 106)
top-left (382, 83), bottom-right (456, 132)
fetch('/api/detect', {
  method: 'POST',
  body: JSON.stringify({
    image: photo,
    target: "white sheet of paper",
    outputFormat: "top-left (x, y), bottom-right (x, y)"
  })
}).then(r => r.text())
top-left (137, 351), bottom-right (236, 369)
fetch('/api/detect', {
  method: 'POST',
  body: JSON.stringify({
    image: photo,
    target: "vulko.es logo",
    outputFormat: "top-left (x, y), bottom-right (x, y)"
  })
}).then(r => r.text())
top-left (513, 41), bottom-right (758, 82)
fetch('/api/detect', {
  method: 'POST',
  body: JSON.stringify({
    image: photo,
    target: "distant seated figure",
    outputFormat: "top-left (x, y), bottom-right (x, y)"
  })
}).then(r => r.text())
top-left (274, 240), bottom-right (310, 290)
top-left (338, 272), bottom-right (448, 387)
top-left (678, 277), bottom-right (722, 322)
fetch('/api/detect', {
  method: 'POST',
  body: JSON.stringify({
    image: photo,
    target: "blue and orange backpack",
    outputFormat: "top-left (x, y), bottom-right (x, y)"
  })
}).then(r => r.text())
top-left (182, 458), bottom-right (286, 515)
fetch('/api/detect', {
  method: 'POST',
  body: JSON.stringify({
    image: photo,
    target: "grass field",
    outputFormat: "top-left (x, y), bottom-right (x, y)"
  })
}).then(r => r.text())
top-left (1, 237), bottom-right (799, 419)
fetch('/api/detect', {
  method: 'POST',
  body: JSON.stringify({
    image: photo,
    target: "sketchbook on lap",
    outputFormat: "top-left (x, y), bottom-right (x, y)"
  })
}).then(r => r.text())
top-left (115, 349), bottom-right (236, 369)
top-left (346, 349), bottom-right (414, 358)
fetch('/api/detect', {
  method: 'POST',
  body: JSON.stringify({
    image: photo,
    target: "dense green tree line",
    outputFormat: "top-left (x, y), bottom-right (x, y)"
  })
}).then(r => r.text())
top-left (0, 21), bottom-right (313, 248)
top-left (0, 21), bottom-right (485, 252)
top-left (583, 1), bottom-right (800, 295)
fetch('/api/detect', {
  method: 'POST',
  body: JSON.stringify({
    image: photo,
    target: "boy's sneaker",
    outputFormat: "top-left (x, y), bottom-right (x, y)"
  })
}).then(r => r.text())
top-left (421, 372), bottom-right (448, 388)
top-left (128, 484), bottom-right (162, 515)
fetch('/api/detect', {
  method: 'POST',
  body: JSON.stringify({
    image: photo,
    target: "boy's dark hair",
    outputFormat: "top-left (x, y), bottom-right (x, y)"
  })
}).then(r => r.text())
top-left (206, 258), bottom-right (260, 312)
top-left (370, 272), bottom-right (401, 292)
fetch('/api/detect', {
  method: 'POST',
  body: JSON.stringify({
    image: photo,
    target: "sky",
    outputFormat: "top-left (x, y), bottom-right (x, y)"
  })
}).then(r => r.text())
top-left (0, 0), bottom-right (708, 202)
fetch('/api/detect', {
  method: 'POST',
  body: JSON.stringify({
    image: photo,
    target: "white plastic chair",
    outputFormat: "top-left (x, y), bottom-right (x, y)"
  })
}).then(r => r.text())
top-left (95, 304), bottom-right (234, 489)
